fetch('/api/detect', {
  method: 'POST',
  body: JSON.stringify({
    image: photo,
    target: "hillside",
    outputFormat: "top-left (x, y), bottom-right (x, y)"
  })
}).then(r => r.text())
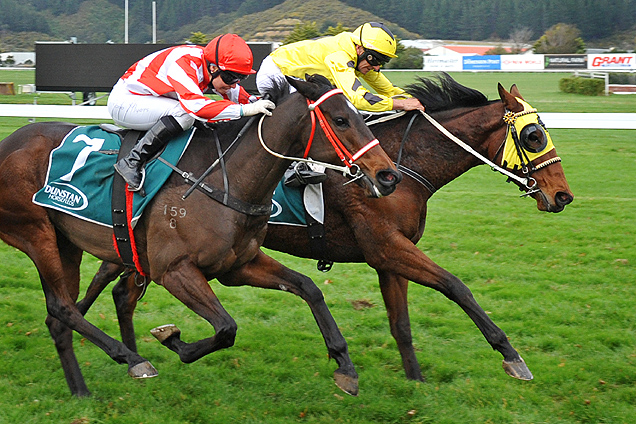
top-left (214, 0), bottom-right (419, 42)
top-left (0, 0), bottom-right (635, 51)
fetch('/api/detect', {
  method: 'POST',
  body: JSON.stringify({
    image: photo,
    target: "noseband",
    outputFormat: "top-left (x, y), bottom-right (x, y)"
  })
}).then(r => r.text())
top-left (258, 88), bottom-right (379, 178)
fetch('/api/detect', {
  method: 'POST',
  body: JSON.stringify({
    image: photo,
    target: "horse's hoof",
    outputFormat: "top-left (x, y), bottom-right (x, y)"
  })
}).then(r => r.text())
top-left (128, 361), bottom-right (158, 379)
top-left (334, 371), bottom-right (359, 396)
top-left (150, 324), bottom-right (181, 343)
top-left (503, 357), bottom-right (534, 381)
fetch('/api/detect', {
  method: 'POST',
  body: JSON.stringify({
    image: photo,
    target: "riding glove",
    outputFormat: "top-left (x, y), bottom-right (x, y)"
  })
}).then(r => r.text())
top-left (241, 99), bottom-right (276, 117)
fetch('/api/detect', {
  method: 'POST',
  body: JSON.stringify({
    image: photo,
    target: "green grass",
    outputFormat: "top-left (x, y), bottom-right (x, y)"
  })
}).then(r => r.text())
top-left (0, 70), bottom-right (635, 423)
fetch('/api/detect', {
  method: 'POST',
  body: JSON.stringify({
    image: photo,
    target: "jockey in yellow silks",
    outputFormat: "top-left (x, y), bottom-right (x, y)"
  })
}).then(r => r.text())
top-left (256, 22), bottom-right (425, 113)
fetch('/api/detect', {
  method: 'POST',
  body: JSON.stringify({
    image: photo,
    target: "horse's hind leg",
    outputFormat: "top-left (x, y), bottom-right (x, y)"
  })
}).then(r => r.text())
top-left (36, 233), bottom-right (155, 394)
top-left (41, 257), bottom-right (92, 397)
top-left (150, 257), bottom-right (238, 363)
top-left (378, 271), bottom-right (424, 381)
top-left (218, 250), bottom-right (359, 396)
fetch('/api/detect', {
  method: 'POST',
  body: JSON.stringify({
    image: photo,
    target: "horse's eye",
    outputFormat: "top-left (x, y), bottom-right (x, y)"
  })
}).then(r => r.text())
top-left (333, 117), bottom-right (349, 129)
top-left (519, 124), bottom-right (548, 153)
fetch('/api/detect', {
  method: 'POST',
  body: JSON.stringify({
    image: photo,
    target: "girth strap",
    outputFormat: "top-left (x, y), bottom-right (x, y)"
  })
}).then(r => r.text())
top-left (112, 130), bottom-right (142, 270)
top-left (304, 208), bottom-right (333, 272)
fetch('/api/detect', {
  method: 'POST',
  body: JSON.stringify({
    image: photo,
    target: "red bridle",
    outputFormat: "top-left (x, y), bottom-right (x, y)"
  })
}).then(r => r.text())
top-left (303, 89), bottom-right (379, 167)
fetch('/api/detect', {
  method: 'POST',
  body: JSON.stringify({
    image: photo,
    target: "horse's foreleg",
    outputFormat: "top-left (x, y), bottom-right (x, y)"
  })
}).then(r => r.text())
top-left (377, 271), bottom-right (423, 381)
top-left (112, 272), bottom-right (145, 352)
top-left (218, 250), bottom-right (359, 396)
top-left (78, 262), bottom-right (146, 352)
top-left (365, 235), bottom-right (533, 381)
top-left (45, 313), bottom-right (91, 396)
top-left (77, 261), bottom-right (124, 315)
top-left (152, 257), bottom-right (237, 363)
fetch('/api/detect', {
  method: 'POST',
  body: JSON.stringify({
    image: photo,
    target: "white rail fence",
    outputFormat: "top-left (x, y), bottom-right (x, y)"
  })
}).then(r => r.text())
top-left (0, 104), bottom-right (635, 129)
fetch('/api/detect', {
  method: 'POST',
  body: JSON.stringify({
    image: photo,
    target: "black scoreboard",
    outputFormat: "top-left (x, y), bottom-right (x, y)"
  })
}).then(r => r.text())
top-left (35, 42), bottom-right (274, 94)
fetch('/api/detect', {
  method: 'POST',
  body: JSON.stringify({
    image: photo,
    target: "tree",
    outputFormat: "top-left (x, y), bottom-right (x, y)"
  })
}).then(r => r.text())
top-left (322, 23), bottom-right (349, 36)
top-left (385, 45), bottom-right (423, 69)
top-left (484, 46), bottom-right (510, 55)
top-left (283, 22), bottom-right (321, 45)
top-left (509, 27), bottom-right (533, 54)
top-left (533, 23), bottom-right (586, 54)
top-left (186, 31), bottom-right (208, 44)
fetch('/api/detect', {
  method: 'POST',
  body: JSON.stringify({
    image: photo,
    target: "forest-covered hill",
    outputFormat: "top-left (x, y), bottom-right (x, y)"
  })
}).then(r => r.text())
top-left (1, 0), bottom-right (635, 50)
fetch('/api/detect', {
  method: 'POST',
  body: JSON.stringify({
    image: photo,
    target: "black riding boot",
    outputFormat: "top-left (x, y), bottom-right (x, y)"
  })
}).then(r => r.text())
top-left (114, 115), bottom-right (183, 191)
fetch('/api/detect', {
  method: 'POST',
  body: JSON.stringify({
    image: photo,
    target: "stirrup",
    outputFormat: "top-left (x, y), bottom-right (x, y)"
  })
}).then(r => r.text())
top-left (283, 162), bottom-right (327, 187)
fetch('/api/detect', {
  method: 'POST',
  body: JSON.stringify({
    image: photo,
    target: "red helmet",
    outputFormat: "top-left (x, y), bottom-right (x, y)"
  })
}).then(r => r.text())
top-left (204, 34), bottom-right (256, 75)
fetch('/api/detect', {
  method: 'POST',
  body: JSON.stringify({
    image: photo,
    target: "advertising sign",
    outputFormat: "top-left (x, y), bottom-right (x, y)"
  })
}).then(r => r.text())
top-left (463, 55), bottom-right (501, 70)
top-left (587, 54), bottom-right (636, 70)
top-left (500, 54), bottom-right (544, 71)
top-left (544, 55), bottom-right (588, 69)
top-left (423, 55), bottom-right (462, 71)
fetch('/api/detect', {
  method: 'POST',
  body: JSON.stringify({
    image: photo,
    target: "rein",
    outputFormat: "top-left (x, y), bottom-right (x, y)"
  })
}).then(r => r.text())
top-left (158, 156), bottom-right (271, 216)
top-left (258, 88), bottom-right (379, 178)
top-left (420, 110), bottom-right (540, 193)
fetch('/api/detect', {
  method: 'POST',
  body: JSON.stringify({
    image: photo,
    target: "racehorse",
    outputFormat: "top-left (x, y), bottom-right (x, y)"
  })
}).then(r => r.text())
top-left (0, 74), bottom-right (401, 397)
top-left (78, 74), bottom-right (573, 385)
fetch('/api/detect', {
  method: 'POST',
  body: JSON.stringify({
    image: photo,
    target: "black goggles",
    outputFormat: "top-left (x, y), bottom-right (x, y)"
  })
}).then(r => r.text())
top-left (220, 70), bottom-right (248, 85)
top-left (364, 50), bottom-right (390, 67)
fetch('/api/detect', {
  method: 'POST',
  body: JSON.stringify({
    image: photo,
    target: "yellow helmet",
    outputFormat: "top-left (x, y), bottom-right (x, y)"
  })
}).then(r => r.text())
top-left (352, 22), bottom-right (398, 58)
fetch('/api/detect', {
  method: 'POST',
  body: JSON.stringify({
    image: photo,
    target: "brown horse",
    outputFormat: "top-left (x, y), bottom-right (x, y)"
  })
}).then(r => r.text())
top-left (79, 74), bottom-right (573, 384)
top-left (0, 75), bottom-right (401, 397)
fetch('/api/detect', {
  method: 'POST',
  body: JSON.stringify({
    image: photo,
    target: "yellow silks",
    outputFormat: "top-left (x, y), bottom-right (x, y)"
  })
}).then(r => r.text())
top-left (501, 98), bottom-right (555, 170)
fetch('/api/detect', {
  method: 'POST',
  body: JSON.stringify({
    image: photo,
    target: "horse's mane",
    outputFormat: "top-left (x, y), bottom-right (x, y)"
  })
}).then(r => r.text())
top-left (405, 73), bottom-right (490, 113)
top-left (262, 74), bottom-right (336, 104)
top-left (262, 77), bottom-right (293, 105)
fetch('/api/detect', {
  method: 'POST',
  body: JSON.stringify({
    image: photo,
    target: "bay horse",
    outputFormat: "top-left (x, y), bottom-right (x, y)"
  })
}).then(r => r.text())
top-left (0, 75), bottom-right (401, 397)
top-left (79, 74), bottom-right (573, 384)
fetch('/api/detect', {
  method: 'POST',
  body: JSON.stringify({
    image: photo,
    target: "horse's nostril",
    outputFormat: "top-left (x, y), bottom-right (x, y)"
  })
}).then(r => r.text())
top-left (556, 191), bottom-right (574, 207)
top-left (377, 169), bottom-right (402, 187)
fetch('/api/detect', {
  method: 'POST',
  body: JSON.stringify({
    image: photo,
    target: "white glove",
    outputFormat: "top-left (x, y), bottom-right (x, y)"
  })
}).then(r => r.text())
top-left (241, 99), bottom-right (275, 117)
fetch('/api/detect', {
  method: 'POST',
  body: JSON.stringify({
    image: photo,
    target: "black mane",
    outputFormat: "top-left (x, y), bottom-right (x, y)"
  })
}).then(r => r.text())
top-left (405, 73), bottom-right (490, 113)
top-left (262, 74), bottom-right (336, 104)
top-left (262, 77), bottom-right (293, 105)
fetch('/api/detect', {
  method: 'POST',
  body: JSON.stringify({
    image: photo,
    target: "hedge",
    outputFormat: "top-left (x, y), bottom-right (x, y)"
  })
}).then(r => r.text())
top-left (559, 76), bottom-right (605, 96)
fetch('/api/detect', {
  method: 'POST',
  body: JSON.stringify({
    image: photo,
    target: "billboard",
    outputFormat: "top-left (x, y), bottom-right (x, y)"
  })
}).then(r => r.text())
top-left (423, 55), bottom-right (462, 71)
top-left (463, 55), bottom-right (501, 70)
top-left (544, 55), bottom-right (587, 69)
top-left (587, 54), bottom-right (636, 70)
top-left (500, 55), bottom-right (544, 71)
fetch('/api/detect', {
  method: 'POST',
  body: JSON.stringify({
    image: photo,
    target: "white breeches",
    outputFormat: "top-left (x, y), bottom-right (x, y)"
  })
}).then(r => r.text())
top-left (107, 80), bottom-right (195, 131)
top-left (255, 55), bottom-right (297, 96)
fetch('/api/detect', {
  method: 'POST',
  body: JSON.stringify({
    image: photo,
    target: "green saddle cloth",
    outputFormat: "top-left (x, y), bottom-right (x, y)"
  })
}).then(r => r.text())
top-left (33, 125), bottom-right (194, 227)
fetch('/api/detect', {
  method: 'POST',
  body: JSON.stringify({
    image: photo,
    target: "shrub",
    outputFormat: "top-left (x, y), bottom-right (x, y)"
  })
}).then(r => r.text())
top-left (608, 73), bottom-right (636, 85)
top-left (559, 77), bottom-right (605, 96)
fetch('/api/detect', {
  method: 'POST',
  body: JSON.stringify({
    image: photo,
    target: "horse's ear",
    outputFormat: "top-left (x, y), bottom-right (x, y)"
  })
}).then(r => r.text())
top-left (306, 73), bottom-right (333, 88)
top-left (498, 83), bottom-right (522, 112)
top-left (286, 75), bottom-right (304, 91)
top-left (509, 84), bottom-right (524, 100)
top-left (286, 75), bottom-right (320, 101)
